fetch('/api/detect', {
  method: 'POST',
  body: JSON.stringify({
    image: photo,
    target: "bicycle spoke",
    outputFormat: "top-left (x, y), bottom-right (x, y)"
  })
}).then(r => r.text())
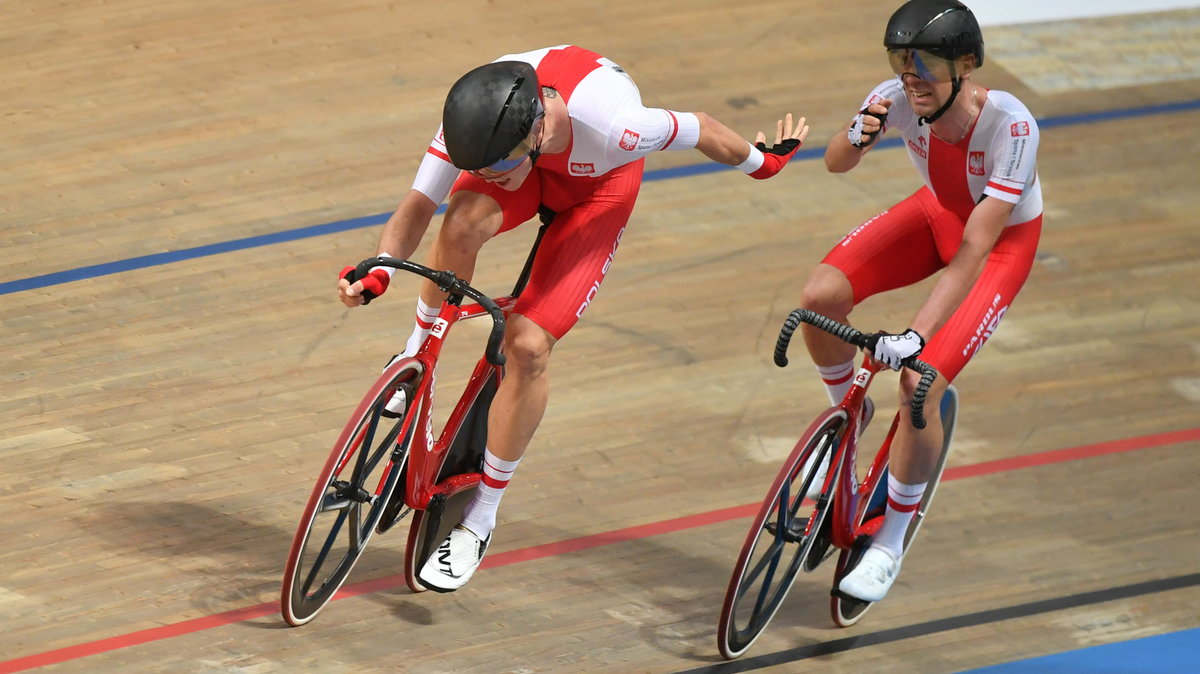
top-left (301, 508), bottom-right (351, 596)
top-left (738, 536), bottom-right (787, 598)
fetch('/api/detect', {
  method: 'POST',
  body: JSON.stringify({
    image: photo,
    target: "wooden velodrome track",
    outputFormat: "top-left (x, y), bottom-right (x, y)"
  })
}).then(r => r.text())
top-left (4, 1), bottom-right (1199, 672)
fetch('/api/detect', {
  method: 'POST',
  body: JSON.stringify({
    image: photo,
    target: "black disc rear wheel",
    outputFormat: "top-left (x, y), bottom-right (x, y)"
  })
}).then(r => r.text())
top-left (830, 386), bottom-right (958, 627)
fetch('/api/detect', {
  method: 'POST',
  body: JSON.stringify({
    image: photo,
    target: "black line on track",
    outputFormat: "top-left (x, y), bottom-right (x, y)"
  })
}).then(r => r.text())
top-left (680, 573), bottom-right (1200, 673)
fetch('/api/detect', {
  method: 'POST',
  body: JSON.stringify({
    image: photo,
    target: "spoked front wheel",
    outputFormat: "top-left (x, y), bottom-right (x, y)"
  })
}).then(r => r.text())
top-left (717, 407), bottom-right (848, 660)
top-left (830, 385), bottom-right (958, 627)
top-left (281, 358), bottom-right (422, 626)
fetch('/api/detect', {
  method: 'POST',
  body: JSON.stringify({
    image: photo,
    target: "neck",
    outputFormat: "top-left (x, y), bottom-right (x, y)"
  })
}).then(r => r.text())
top-left (539, 88), bottom-right (571, 155)
top-left (931, 83), bottom-right (980, 143)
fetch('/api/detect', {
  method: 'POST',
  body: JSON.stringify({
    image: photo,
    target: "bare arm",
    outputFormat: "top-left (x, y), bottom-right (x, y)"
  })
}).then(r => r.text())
top-left (909, 196), bottom-right (1015, 337)
top-left (825, 120), bottom-right (870, 173)
top-left (338, 189), bottom-right (439, 307)
top-left (693, 112), bottom-right (808, 165)
top-left (376, 189), bottom-right (440, 260)
top-left (825, 99), bottom-right (891, 173)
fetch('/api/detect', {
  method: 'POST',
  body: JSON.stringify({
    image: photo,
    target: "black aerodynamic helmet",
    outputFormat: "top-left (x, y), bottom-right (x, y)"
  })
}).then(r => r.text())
top-left (441, 60), bottom-right (544, 171)
top-left (884, 0), bottom-right (984, 68)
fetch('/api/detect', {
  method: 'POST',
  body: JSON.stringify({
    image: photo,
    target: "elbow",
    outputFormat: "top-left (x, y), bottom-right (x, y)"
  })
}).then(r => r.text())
top-left (824, 152), bottom-right (853, 173)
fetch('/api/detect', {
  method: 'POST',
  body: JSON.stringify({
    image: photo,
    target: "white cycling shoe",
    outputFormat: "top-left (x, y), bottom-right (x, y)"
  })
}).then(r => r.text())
top-left (417, 525), bottom-right (491, 593)
top-left (382, 387), bottom-right (407, 417)
top-left (803, 397), bottom-right (874, 500)
top-left (838, 545), bottom-right (901, 602)
top-left (381, 354), bottom-right (409, 418)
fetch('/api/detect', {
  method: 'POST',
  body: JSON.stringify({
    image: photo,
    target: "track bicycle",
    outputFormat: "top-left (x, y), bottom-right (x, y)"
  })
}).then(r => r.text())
top-left (717, 308), bottom-right (959, 659)
top-left (281, 219), bottom-right (551, 626)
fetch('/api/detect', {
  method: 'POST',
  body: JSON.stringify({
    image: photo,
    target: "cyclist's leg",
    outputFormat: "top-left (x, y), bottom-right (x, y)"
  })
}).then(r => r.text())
top-left (843, 214), bottom-right (1042, 601)
top-left (419, 162), bottom-right (643, 590)
top-left (801, 188), bottom-right (945, 404)
top-left (470, 161), bottom-right (643, 509)
top-left (484, 159), bottom-right (644, 466)
top-left (383, 175), bottom-right (542, 416)
top-left (891, 214), bottom-right (1042, 483)
top-left (401, 172), bottom-right (542, 356)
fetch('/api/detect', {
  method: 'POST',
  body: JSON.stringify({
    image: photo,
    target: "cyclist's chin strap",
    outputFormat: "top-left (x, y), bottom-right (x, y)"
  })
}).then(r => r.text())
top-left (918, 77), bottom-right (961, 126)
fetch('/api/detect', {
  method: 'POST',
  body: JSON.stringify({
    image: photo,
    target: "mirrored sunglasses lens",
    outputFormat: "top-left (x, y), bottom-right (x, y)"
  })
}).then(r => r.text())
top-left (483, 154), bottom-right (527, 174)
top-left (915, 50), bottom-right (955, 81)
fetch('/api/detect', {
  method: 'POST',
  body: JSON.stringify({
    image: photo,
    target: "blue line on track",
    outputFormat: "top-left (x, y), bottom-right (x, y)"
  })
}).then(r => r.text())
top-left (961, 626), bottom-right (1200, 674)
top-left (5, 98), bottom-right (1199, 297)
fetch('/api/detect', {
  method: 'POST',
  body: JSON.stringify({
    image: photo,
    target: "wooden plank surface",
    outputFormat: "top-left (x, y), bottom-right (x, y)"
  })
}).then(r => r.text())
top-left (3, 1), bottom-right (1199, 672)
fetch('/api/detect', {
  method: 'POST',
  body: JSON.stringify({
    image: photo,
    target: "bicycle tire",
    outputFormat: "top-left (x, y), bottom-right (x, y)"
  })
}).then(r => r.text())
top-left (280, 359), bottom-right (422, 626)
top-left (717, 407), bottom-right (848, 660)
top-left (830, 385), bottom-right (958, 627)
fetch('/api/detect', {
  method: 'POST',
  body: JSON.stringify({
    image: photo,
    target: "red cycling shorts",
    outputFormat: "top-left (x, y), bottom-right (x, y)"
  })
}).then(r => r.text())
top-left (820, 186), bottom-right (1042, 382)
top-left (449, 159), bottom-right (645, 339)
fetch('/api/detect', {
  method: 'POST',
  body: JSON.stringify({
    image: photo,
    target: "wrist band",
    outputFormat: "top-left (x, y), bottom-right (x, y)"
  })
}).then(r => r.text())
top-left (369, 252), bottom-right (396, 278)
top-left (735, 143), bottom-right (765, 174)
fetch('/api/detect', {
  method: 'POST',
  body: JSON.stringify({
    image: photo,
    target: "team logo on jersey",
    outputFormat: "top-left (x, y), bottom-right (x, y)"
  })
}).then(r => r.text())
top-left (1010, 122), bottom-right (1030, 137)
top-left (619, 129), bottom-right (640, 151)
top-left (570, 162), bottom-right (596, 175)
top-left (962, 293), bottom-right (1007, 358)
top-left (969, 151), bottom-right (985, 175)
top-left (907, 138), bottom-right (927, 159)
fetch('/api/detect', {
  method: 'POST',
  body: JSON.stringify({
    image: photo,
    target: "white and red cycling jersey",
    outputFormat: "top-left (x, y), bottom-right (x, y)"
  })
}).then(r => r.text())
top-left (406, 45), bottom-right (707, 340)
top-left (862, 78), bottom-right (1042, 225)
top-left (410, 45), bottom-right (702, 205)
top-left (824, 80), bottom-right (1045, 382)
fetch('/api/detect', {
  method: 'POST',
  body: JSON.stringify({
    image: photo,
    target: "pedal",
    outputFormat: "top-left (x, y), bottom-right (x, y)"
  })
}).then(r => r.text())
top-left (764, 516), bottom-right (810, 544)
top-left (802, 509), bottom-right (834, 571)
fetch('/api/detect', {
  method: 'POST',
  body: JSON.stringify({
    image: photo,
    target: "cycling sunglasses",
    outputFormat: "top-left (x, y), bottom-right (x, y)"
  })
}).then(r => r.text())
top-left (470, 112), bottom-right (545, 179)
top-left (887, 48), bottom-right (957, 83)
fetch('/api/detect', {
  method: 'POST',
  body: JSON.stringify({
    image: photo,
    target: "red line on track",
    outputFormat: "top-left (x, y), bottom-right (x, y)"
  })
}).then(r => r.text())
top-left (4, 427), bottom-right (1197, 673)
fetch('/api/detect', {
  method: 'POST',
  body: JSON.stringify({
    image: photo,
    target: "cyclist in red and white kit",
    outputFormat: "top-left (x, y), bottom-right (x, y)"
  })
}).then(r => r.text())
top-left (338, 45), bottom-right (809, 592)
top-left (799, 0), bottom-right (1042, 602)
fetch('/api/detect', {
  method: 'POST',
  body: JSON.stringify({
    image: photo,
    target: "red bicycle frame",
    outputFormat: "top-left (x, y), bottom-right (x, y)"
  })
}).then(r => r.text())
top-left (394, 294), bottom-right (519, 511)
top-left (826, 357), bottom-right (896, 549)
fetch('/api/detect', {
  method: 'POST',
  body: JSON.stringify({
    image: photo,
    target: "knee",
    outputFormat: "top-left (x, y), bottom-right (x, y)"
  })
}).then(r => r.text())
top-left (800, 264), bottom-right (854, 317)
top-left (504, 318), bottom-right (554, 377)
top-left (897, 371), bottom-right (943, 420)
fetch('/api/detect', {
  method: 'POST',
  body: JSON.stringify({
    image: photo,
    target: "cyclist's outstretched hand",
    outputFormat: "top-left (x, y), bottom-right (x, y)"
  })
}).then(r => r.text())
top-left (338, 264), bottom-right (390, 307)
top-left (867, 328), bottom-right (924, 370)
top-left (746, 113), bottom-right (809, 179)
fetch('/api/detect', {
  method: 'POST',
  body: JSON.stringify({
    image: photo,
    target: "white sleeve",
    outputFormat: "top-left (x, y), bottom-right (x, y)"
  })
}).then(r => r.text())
top-left (410, 126), bottom-right (461, 205)
top-left (983, 114), bottom-right (1039, 204)
top-left (606, 106), bottom-right (701, 157)
top-left (861, 78), bottom-right (910, 136)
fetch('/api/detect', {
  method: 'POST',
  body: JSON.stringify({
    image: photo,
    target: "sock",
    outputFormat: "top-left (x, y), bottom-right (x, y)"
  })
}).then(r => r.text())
top-left (460, 449), bottom-right (521, 538)
top-left (403, 297), bottom-right (439, 357)
top-left (872, 473), bottom-right (926, 558)
top-left (817, 361), bottom-right (856, 405)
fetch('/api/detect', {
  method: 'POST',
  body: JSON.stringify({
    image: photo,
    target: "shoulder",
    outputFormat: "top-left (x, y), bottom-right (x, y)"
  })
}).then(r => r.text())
top-left (983, 90), bottom-right (1038, 128)
top-left (490, 45), bottom-right (568, 67)
top-left (566, 61), bottom-right (643, 120)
